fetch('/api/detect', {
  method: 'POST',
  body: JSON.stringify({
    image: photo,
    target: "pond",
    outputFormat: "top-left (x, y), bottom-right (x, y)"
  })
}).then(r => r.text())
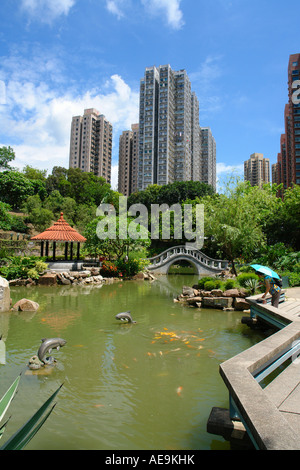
top-left (0, 275), bottom-right (264, 450)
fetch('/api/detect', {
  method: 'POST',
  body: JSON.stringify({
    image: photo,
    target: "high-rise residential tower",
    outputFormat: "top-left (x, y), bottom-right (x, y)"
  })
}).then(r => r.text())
top-left (137, 65), bottom-right (215, 191)
top-left (274, 54), bottom-right (300, 188)
top-left (201, 127), bottom-right (216, 191)
top-left (118, 124), bottom-right (139, 196)
top-left (69, 108), bottom-right (112, 184)
top-left (244, 153), bottom-right (270, 187)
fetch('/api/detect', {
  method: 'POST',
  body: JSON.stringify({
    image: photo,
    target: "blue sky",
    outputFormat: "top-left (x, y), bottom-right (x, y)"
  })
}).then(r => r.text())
top-left (0, 0), bottom-right (299, 190)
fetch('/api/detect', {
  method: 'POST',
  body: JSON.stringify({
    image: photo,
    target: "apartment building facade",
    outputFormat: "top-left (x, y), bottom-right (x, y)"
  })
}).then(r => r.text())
top-left (201, 127), bottom-right (216, 191)
top-left (118, 124), bottom-right (139, 196)
top-left (137, 65), bottom-right (215, 191)
top-left (69, 108), bottom-right (112, 184)
top-left (244, 153), bottom-right (270, 187)
top-left (274, 54), bottom-right (300, 188)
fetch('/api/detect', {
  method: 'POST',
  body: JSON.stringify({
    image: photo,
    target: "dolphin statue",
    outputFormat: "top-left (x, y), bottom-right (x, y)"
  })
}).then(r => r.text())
top-left (38, 338), bottom-right (67, 363)
top-left (115, 311), bottom-right (136, 324)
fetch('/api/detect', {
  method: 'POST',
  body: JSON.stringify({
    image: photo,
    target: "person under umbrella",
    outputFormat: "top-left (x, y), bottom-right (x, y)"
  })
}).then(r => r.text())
top-left (251, 264), bottom-right (282, 308)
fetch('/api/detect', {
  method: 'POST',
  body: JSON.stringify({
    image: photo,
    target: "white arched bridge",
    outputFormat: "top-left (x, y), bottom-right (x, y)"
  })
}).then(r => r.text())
top-left (147, 245), bottom-right (229, 276)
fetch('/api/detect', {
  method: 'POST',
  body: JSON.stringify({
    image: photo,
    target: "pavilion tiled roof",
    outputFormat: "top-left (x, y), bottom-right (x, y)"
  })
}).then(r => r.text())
top-left (31, 212), bottom-right (87, 243)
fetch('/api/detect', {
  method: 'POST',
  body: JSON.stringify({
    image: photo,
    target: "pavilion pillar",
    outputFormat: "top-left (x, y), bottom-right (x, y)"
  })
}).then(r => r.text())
top-left (64, 242), bottom-right (68, 261)
top-left (41, 241), bottom-right (44, 257)
top-left (70, 242), bottom-right (74, 260)
top-left (53, 242), bottom-right (56, 261)
top-left (77, 243), bottom-right (80, 260)
top-left (45, 241), bottom-right (49, 258)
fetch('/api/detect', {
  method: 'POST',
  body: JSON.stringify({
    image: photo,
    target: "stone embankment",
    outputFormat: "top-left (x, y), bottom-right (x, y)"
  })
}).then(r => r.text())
top-left (175, 286), bottom-right (250, 312)
top-left (8, 268), bottom-right (156, 287)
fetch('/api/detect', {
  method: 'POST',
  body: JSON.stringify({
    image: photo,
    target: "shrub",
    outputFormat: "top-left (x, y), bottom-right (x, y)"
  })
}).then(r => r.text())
top-left (0, 256), bottom-right (47, 281)
top-left (281, 271), bottom-right (300, 287)
top-left (115, 258), bottom-right (147, 277)
top-left (213, 279), bottom-right (223, 289)
top-left (244, 278), bottom-right (260, 295)
top-left (198, 276), bottom-right (216, 289)
top-left (204, 280), bottom-right (217, 291)
top-left (35, 260), bottom-right (48, 273)
top-left (237, 272), bottom-right (259, 288)
top-left (100, 260), bottom-right (119, 277)
top-left (27, 268), bottom-right (40, 280)
top-left (224, 279), bottom-right (236, 290)
top-left (288, 272), bottom-right (300, 287)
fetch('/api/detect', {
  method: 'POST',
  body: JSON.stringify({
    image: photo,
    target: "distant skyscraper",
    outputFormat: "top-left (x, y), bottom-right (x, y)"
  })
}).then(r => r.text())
top-left (201, 127), bottom-right (216, 191)
top-left (274, 54), bottom-right (300, 188)
top-left (118, 124), bottom-right (139, 196)
top-left (137, 65), bottom-right (216, 191)
top-left (244, 153), bottom-right (270, 187)
top-left (69, 108), bottom-right (112, 184)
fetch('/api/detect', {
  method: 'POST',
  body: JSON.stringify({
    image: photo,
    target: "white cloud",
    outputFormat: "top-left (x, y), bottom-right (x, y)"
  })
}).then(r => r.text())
top-left (142, 0), bottom-right (184, 30)
top-left (0, 62), bottom-right (139, 181)
top-left (217, 162), bottom-right (244, 176)
top-left (21, 0), bottom-right (76, 22)
top-left (105, 0), bottom-right (125, 19)
top-left (110, 164), bottom-right (119, 191)
top-left (0, 81), bottom-right (6, 105)
top-left (106, 0), bottom-right (184, 30)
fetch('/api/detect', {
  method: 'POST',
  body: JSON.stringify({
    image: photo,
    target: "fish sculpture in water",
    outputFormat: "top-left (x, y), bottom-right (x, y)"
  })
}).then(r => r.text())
top-left (115, 311), bottom-right (136, 324)
top-left (38, 337), bottom-right (67, 363)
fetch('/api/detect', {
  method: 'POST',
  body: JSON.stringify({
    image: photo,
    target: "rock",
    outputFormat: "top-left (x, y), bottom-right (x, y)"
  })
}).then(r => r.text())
top-left (90, 267), bottom-right (100, 276)
top-left (211, 289), bottom-right (223, 297)
top-left (28, 355), bottom-right (43, 370)
top-left (12, 298), bottom-right (39, 312)
top-left (237, 288), bottom-right (248, 298)
top-left (203, 297), bottom-right (233, 309)
top-left (132, 272), bottom-right (146, 280)
top-left (9, 279), bottom-right (27, 286)
top-left (38, 273), bottom-right (57, 286)
top-left (186, 296), bottom-right (203, 305)
top-left (223, 289), bottom-right (240, 298)
top-left (182, 286), bottom-right (195, 297)
top-left (79, 271), bottom-right (91, 278)
top-left (199, 290), bottom-right (213, 297)
top-left (0, 276), bottom-right (11, 312)
top-left (234, 298), bottom-right (250, 311)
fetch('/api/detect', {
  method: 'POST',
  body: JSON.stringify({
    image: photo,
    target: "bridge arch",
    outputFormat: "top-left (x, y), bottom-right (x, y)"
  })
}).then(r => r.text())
top-left (147, 246), bottom-right (228, 276)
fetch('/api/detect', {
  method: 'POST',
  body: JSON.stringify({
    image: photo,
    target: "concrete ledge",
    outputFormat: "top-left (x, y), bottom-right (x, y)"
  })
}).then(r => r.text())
top-left (219, 322), bottom-right (300, 450)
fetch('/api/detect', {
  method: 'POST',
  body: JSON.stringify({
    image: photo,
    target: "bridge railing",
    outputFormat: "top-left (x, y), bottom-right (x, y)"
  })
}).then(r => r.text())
top-left (147, 245), bottom-right (228, 270)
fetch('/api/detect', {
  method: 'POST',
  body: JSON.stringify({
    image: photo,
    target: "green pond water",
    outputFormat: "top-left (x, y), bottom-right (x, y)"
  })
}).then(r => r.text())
top-left (0, 275), bottom-right (264, 450)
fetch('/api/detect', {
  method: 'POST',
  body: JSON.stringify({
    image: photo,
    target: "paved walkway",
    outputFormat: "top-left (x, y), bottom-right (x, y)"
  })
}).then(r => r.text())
top-left (286, 287), bottom-right (300, 300)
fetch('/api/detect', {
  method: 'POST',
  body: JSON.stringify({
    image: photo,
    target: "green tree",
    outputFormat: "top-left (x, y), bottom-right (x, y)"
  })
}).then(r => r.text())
top-left (22, 165), bottom-right (47, 181)
top-left (0, 171), bottom-right (35, 209)
top-left (127, 181), bottom-right (214, 210)
top-left (202, 182), bottom-right (274, 275)
top-left (0, 202), bottom-right (13, 230)
top-left (84, 216), bottom-right (150, 259)
top-left (43, 190), bottom-right (64, 218)
top-left (0, 146), bottom-right (16, 171)
top-left (265, 185), bottom-right (300, 250)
